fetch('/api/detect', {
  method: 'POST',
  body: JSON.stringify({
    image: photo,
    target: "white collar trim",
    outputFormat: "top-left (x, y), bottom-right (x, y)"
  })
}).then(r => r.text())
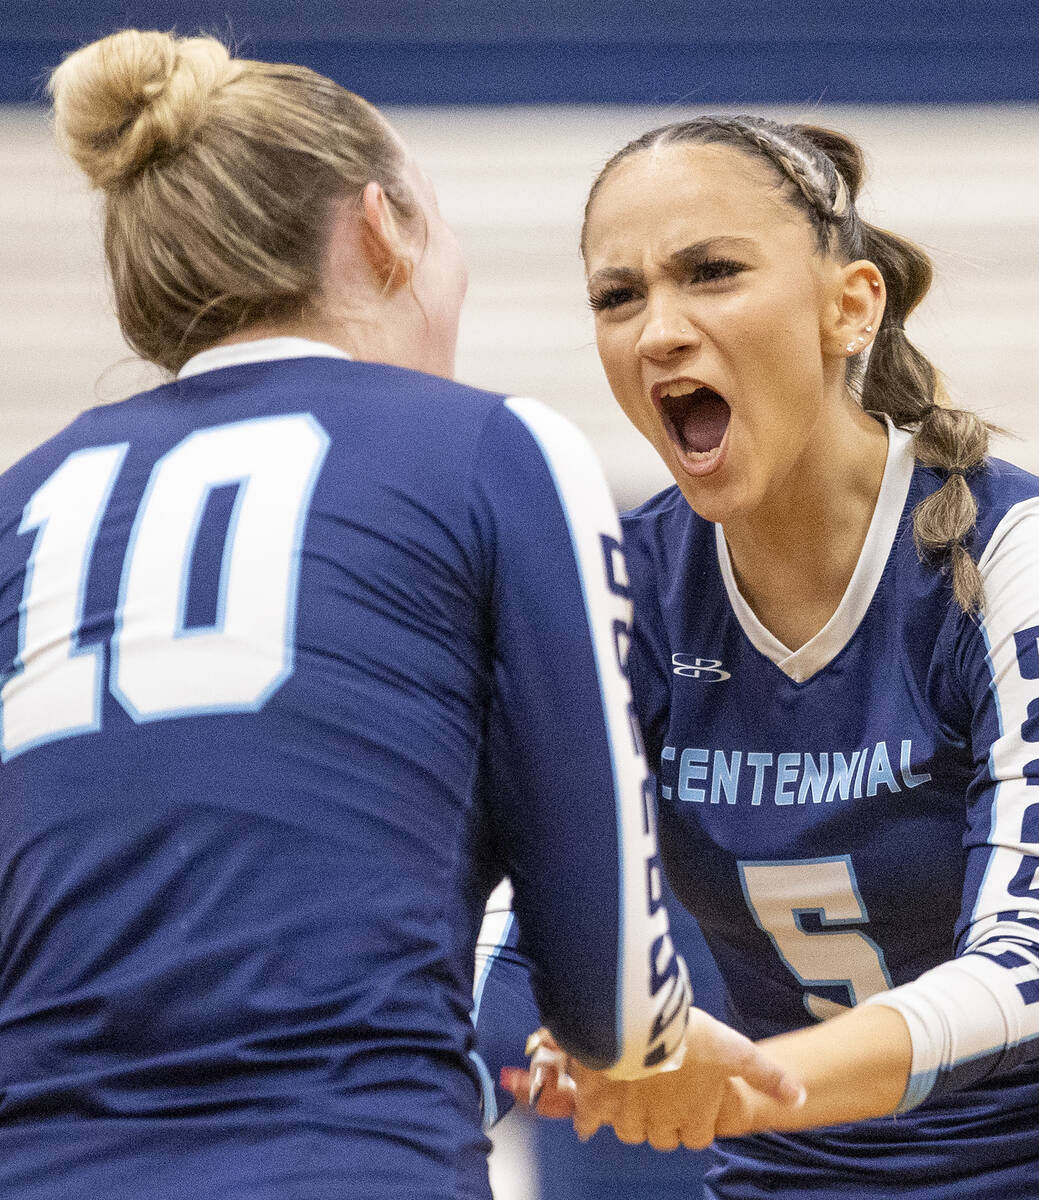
top-left (177, 337), bottom-right (352, 379)
top-left (714, 419), bottom-right (915, 683)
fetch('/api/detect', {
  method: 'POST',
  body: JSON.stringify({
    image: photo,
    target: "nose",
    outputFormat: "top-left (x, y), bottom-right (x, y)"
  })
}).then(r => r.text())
top-left (635, 292), bottom-right (699, 361)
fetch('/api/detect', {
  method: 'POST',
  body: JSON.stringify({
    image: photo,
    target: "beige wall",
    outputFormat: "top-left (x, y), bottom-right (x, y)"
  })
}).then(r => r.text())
top-left (2, 102), bottom-right (1037, 509)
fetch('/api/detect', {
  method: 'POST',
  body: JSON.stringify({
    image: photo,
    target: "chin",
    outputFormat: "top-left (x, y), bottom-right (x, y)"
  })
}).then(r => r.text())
top-left (671, 472), bottom-right (754, 527)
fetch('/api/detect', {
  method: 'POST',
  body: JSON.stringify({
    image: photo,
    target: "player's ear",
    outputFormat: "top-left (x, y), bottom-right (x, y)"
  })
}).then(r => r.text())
top-left (822, 260), bottom-right (885, 357)
top-left (356, 180), bottom-right (413, 293)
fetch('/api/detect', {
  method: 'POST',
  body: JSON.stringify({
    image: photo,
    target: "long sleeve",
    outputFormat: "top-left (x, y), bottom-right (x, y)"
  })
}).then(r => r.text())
top-left (470, 398), bottom-right (690, 1080)
top-left (865, 497), bottom-right (1039, 1109)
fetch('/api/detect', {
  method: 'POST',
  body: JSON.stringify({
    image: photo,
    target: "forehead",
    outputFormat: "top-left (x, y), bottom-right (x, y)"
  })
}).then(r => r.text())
top-left (584, 141), bottom-right (810, 268)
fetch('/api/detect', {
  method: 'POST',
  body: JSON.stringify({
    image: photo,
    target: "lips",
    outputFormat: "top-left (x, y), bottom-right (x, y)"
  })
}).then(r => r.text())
top-left (652, 382), bottom-right (732, 471)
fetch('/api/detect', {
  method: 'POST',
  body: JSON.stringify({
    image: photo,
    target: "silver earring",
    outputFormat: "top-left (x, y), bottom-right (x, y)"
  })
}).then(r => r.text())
top-left (846, 342), bottom-right (857, 353)
top-left (865, 324), bottom-right (873, 333)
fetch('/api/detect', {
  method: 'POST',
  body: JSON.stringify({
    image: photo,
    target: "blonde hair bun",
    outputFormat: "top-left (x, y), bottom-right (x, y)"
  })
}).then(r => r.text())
top-left (49, 29), bottom-right (237, 190)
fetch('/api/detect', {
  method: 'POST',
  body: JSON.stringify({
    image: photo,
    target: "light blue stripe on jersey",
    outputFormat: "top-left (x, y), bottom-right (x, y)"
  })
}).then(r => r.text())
top-left (471, 880), bottom-right (516, 1127)
top-left (473, 913), bottom-right (515, 1023)
top-left (467, 1050), bottom-right (499, 1128)
top-left (970, 616), bottom-right (1005, 932)
top-left (900, 1067), bottom-right (939, 1113)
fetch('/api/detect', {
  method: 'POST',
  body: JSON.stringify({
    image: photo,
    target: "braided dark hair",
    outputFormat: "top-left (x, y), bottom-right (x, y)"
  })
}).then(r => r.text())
top-left (582, 115), bottom-right (995, 613)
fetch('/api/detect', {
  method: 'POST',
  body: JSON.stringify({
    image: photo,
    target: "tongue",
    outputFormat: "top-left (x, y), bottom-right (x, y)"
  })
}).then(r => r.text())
top-left (679, 392), bottom-right (730, 453)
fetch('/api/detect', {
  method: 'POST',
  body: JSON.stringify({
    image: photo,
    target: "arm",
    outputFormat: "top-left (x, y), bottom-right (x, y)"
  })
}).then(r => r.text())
top-left (853, 499), bottom-right (1039, 1110)
top-left (471, 400), bottom-right (803, 1125)
top-left (472, 397), bottom-right (689, 1079)
top-left (723, 498), bottom-right (1039, 1135)
top-left (546, 498), bottom-right (1039, 1147)
top-left (713, 1002), bottom-right (909, 1135)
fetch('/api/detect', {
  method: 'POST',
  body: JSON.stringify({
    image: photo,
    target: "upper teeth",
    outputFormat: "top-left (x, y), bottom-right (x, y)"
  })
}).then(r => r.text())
top-left (659, 382), bottom-right (702, 400)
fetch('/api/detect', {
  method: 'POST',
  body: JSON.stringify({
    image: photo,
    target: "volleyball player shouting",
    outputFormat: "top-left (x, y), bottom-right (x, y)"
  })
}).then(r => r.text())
top-left (506, 116), bottom-right (1039, 1199)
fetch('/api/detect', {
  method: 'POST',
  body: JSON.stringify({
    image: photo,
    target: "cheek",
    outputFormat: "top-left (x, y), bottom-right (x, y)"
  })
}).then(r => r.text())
top-left (596, 326), bottom-right (661, 440)
top-left (730, 300), bottom-right (821, 400)
top-left (595, 323), bottom-right (638, 390)
top-left (596, 330), bottom-right (631, 403)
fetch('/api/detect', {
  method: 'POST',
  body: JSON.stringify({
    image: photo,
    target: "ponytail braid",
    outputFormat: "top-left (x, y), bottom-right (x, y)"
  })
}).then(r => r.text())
top-left (583, 115), bottom-right (1000, 613)
top-left (854, 220), bottom-right (992, 611)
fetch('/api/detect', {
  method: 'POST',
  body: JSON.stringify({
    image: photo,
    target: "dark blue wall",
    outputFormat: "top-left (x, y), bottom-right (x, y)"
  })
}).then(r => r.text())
top-left (4, 2), bottom-right (1037, 104)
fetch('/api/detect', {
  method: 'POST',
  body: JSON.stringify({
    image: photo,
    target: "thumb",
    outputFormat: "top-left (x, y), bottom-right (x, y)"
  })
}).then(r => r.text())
top-left (699, 1014), bottom-right (806, 1108)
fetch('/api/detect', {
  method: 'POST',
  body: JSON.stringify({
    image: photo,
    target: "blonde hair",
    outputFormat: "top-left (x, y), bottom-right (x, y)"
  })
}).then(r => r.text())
top-left (49, 29), bottom-right (416, 373)
top-left (584, 116), bottom-right (997, 614)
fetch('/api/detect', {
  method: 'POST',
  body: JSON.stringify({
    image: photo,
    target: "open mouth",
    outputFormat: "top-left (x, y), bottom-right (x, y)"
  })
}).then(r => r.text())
top-left (656, 385), bottom-right (731, 465)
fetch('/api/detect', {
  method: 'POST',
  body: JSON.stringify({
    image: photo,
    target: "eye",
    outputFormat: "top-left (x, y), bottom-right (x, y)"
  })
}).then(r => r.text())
top-left (688, 258), bottom-right (746, 285)
top-left (587, 285), bottom-right (639, 313)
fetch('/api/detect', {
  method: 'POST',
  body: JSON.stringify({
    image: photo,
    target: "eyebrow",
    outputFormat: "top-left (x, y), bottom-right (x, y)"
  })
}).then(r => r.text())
top-left (586, 236), bottom-right (758, 291)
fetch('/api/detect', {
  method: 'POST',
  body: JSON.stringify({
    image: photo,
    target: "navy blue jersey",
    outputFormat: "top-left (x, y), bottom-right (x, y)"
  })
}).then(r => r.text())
top-left (622, 422), bottom-right (1039, 1198)
top-left (0, 339), bottom-right (688, 1200)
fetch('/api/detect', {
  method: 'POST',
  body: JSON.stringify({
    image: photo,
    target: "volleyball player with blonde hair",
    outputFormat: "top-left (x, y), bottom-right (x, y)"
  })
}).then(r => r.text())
top-left (0, 34), bottom-right (803, 1200)
top-left (504, 116), bottom-right (1039, 1197)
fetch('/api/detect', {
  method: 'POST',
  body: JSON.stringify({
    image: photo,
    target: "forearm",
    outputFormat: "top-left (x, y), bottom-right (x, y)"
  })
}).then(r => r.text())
top-left (720, 1003), bottom-right (911, 1136)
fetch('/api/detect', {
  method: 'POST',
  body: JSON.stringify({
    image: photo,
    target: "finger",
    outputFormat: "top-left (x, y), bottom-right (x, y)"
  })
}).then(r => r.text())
top-left (525, 1028), bottom-right (560, 1056)
top-left (714, 1081), bottom-right (755, 1140)
top-left (731, 1043), bottom-right (805, 1108)
top-left (534, 1067), bottom-right (577, 1119)
top-left (678, 1123), bottom-right (714, 1152)
top-left (611, 1108), bottom-right (647, 1145)
top-left (536, 1089), bottom-right (577, 1119)
top-left (572, 1087), bottom-right (613, 1144)
top-left (573, 1110), bottom-right (604, 1143)
top-left (500, 1066), bottom-right (576, 1119)
top-left (646, 1126), bottom-right (682, 1152)
top-left (705, 1018), bottom-right (805, 1108)
top-left (528, 1045), bottom-right (569, 1104)
top-left (500, 1067), bottom-right (530, 1107)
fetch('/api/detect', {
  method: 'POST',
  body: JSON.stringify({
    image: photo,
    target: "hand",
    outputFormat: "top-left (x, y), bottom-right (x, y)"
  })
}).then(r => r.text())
top-left (501, 1008), bottom-right (805, 1150)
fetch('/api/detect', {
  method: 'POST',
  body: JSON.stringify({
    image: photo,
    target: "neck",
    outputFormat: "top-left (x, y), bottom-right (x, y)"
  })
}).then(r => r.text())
top-left (212, 306), bottom-right (449, 377)
top-left (722, 405), bottom-right (888, 651)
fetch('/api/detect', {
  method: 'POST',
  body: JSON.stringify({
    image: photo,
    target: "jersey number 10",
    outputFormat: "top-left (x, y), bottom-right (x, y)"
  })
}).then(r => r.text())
top-left (1, 414), bottom-right (329, 761)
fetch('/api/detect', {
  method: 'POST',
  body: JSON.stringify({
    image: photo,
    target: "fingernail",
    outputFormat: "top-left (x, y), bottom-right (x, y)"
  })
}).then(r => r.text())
top-left (529, 1065), bottom-right (545, 1105)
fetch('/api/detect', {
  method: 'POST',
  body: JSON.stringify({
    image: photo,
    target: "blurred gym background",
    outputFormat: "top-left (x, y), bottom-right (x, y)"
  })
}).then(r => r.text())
top-left (2, 4), bottom-right (1037, 1198)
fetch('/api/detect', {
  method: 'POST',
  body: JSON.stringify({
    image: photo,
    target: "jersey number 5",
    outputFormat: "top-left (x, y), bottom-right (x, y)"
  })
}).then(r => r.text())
top-left (0, 414), bottom-right (329, 760)
top-left (738, 856), bottom-right (893, 1021)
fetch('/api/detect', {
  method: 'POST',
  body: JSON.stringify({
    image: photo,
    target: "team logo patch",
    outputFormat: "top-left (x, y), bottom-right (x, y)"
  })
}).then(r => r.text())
top-left (671, 654), bottom-right (731, 682)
